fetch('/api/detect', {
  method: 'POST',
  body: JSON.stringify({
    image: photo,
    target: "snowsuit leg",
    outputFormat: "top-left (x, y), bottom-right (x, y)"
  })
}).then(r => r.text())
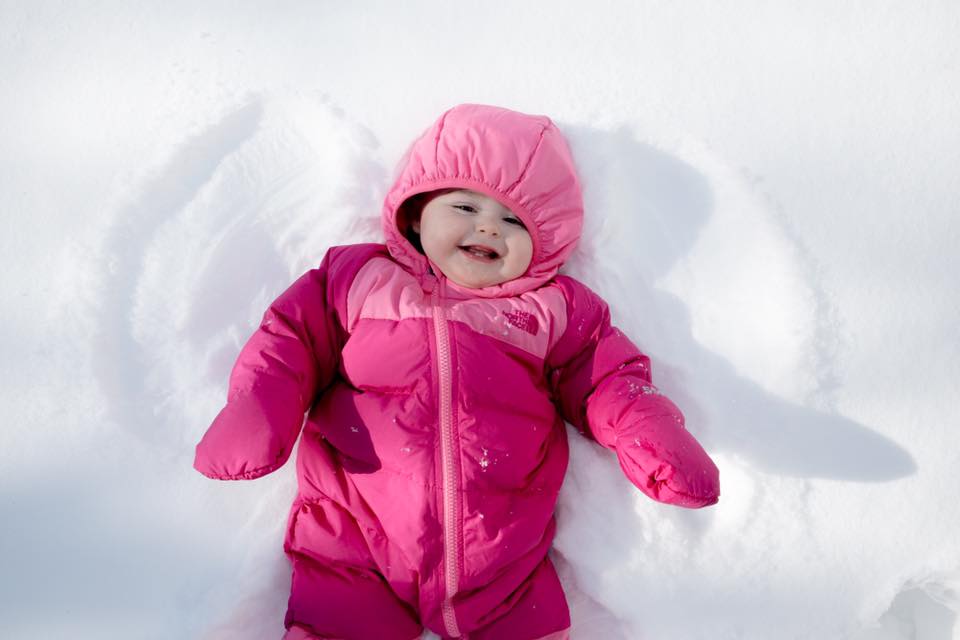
top-left (283, 496), bottom-right (423, 640)
top-left (457, 555), bottom-right (570, 640)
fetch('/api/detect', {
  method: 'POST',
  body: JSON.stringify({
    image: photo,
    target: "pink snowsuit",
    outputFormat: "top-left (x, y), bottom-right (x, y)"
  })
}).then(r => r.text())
top-left (194, 104), bottom-right (720, 639)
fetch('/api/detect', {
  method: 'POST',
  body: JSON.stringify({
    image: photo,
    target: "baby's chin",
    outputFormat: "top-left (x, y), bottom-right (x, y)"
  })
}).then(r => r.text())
top-left (446, 273), bottom-right (509, 289)
top-left (430, 253), bottom-right (527, 289)
top-left (443, 265), bottom-right (515, 289)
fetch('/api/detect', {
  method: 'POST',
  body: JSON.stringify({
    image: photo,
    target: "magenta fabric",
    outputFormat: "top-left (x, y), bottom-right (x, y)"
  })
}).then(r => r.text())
top-left (195, 104), bottom-right (719, 639)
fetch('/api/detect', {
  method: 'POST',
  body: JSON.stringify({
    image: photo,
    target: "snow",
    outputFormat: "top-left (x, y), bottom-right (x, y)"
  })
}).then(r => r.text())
top-left (2, 2), bottom-right (959, 639)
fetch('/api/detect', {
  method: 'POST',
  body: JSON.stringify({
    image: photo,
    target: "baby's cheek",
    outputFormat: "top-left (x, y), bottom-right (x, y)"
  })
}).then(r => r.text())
top-left (509, 240), bottom-right (533, 278)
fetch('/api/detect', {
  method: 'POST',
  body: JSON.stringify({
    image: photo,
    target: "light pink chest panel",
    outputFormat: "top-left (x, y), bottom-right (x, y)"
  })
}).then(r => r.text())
top-left (345, 257), bottom-right (568, 359)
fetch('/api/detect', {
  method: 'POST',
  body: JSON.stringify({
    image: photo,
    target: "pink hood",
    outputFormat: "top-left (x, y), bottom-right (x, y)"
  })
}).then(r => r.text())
top-left (382, 104), bottom-right (584, 298)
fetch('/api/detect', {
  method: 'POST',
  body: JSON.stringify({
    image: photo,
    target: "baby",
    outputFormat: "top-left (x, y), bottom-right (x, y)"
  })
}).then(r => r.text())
top-left (194, 104), bottom-right (720, 640)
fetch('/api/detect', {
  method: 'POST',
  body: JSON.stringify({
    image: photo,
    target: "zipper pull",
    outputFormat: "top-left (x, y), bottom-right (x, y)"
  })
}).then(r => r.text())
top-left (424, 266), bottom-right (447, 300)
top-left (437, 272), bottom-right (447, 300)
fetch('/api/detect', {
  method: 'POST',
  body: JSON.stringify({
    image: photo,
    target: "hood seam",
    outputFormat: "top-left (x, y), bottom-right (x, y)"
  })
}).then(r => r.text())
top-left (434, 108), bottom-right (452, 167)
top-left (503, 124), bottom-right (549, 198)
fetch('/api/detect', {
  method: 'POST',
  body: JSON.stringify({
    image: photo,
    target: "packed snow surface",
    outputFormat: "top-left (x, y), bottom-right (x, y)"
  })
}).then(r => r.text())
top-left (1, 3), bottom-right (958, 639)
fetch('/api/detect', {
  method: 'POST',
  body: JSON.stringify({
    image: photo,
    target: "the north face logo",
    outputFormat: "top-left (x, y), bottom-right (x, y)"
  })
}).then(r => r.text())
top-left (502, 310), bottom-right (539, 336)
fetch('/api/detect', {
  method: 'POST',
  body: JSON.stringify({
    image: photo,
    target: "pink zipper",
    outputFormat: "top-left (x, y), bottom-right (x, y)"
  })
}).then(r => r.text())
top-left (431, 282), bottom-right (462, 638)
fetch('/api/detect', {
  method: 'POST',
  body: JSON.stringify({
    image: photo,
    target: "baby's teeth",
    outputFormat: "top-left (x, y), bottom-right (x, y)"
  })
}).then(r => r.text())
top-left (463, 246), bottom-right (496, 258)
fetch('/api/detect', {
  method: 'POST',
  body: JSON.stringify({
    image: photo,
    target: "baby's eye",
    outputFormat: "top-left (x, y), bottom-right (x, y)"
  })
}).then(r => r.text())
top-left (453, 204), bottom-right (477, 213)
top-left (504, 217), bottom-right (525, 228)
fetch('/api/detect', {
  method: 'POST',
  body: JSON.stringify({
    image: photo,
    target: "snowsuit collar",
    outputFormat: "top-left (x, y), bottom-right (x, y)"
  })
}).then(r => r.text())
top-left (381, 104), bottom-right (584, 298)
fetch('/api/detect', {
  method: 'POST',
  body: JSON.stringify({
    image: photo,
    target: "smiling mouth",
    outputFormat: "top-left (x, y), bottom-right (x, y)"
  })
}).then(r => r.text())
top-left (459, 245), bottom-right (500, 260)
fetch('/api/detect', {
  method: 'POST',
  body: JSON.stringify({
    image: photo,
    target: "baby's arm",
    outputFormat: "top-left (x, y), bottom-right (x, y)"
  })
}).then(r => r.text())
top-left (547, 277), bottom-right (719, 508)
top-left (193, 248), bottom-right (348, 481)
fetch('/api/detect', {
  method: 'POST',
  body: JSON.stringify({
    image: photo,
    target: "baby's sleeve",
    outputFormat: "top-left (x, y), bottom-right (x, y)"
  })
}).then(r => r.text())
top-left (546, 276), bottom-right (719, 508)
top-left (193, 245), bottom-right (371, 481)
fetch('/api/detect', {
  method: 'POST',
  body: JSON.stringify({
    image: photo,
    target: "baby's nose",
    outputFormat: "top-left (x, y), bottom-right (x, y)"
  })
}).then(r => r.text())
top-left (476, 220), bottom-right (500, 237)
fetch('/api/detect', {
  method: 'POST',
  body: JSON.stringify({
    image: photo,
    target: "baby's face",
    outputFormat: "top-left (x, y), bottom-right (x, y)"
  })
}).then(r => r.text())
top-left (413, 190), bottom-right (533, 289)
